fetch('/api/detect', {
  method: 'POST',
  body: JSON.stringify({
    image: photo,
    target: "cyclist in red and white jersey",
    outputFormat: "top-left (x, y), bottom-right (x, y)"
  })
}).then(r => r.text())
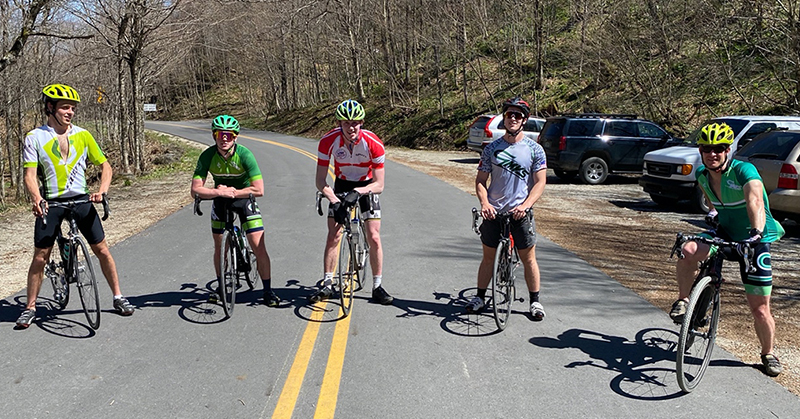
top-left (310, 99), bottom-right (393, 305)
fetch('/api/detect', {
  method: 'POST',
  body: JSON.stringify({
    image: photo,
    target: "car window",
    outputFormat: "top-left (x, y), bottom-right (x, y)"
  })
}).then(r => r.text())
top-left (638, 122), bottom-right (667, 138)
top-left (605, 121), bottom-right (637, 137)
top-left (566, 120), bottom-right (597, 136)
top-left (741, 123), bottom-right (778, 140)
top-left (737, 132), bottom-right (800, 161)
top-left (472, 116), bottom-right (491, 130)
top-left (523, 119), bottom-right (541, 132)
top-left (542, 120), bottom-right (565, 137)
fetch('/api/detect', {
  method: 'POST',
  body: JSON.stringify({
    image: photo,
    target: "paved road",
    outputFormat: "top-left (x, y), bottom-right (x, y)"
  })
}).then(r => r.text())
top-left (1, 120), bottom-right (798, 418)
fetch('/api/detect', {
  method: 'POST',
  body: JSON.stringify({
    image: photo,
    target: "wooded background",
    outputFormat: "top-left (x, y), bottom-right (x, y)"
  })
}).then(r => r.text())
top-left (2, 0), bottom-right (800, 208)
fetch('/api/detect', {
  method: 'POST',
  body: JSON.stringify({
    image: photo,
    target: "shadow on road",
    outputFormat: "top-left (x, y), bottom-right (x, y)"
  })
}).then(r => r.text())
top-left (530, 327), bottom-right (750, 400)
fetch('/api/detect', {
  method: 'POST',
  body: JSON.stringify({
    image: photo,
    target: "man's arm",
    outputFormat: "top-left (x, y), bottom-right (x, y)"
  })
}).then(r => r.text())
top-left (316, 164), bottom-right (339, 203)
top-left (475, 170), bottom-right (495, 219)
top-left (512, 168), bottom-right (547, 219)
top-left (355, 167), bottom-right (384, 195)
top-left (90, 161), bottom-right (113, 203)
top-left (743, 179), bottom-right (766, 232)
top-left (24, 167), bottom-right (45, 217)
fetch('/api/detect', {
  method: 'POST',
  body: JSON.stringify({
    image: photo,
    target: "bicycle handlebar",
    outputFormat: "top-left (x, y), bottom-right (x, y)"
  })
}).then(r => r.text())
top-left (194, 193), bottom-right (256, 217)
top-left (315, 190), bottom-right (374, 216)
top-left (671, 233), bottom-right (756, 274)
top-left (40, 193), bottom-right (110, 228)
top-left (471, 207), bottom-right (532, 236)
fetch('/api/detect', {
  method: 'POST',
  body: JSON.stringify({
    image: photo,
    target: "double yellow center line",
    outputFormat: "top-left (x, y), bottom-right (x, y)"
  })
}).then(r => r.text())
top-left (149, 122), bottom-right (353, 418)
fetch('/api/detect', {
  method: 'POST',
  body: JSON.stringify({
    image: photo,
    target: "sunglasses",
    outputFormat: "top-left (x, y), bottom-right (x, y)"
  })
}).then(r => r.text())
top-left (504, 111), bottom-right (525, 120)
top-left (214, 130), bottom-right (237, 141)
top-left (699, 145), bottom-right (729, 154)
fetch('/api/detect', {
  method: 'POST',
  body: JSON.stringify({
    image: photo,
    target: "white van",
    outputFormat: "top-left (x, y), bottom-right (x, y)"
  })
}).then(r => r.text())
top-left (638, 116), bottom-right (800, 212)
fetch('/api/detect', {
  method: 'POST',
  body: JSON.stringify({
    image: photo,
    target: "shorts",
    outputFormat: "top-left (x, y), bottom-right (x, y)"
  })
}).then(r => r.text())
top-left (34, 195), bottom-right (105, 248)
top-left (328, 178), bottom-right (381, 220)
top-left (698, 229), bottom-right (774, 296)
top-left (479, 213), bottom-right (537, 249)
top-left (211, 197), bottom-right (264, 234)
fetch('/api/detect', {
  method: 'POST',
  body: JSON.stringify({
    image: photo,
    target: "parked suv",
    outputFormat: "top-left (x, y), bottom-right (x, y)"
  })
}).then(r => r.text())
top-left (538, 113), bottom-right (676, 184)
top-left (639, 116), bottom-right (800, 213)
top-left (467, 114), bottom-right (545, 152)
top-left (733, 129), bottom-right (800, 222)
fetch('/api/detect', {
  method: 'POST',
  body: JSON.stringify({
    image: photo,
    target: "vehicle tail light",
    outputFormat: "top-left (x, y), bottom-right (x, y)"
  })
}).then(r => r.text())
top-left (777, 164), bottom-right (798, 189)
top-left (558, 136), bottom-right (566, 151)
top-left (484, 118), bottom-right (495, 138)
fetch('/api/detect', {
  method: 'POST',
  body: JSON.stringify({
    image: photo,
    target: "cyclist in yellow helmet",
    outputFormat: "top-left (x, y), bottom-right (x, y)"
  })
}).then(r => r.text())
top-left (16, 84), bottom-right (134, 328)
top-left (670, 122), bottom-right (785, 376)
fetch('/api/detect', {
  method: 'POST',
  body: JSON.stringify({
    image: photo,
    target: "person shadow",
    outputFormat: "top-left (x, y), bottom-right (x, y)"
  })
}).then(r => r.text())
top-left (530, 327), bottom-right (750, 399)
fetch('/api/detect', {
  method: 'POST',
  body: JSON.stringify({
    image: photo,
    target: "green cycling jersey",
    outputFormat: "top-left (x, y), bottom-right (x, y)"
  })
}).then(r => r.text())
top-left (193, 143), bottom-right (262, 189)
top-left (696, 159), bottom-right (785, 242)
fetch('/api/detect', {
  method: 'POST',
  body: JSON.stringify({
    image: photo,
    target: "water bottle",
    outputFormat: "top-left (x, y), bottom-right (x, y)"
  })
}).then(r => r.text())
top-left (351, 219), bottom-right (360, 243)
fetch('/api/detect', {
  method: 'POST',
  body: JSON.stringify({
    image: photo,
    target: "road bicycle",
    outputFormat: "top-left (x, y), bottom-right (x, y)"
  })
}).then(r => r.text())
top-left (471, 208), bottom-right (531, 331)
top-left (670, 232), bottom-right (756, 393)
top-left (315, 191), bottom-right (372, 317)
top-left (194, 194), bottom-right (259, 318)
top-left (43, 194), bottom-right (110, 330)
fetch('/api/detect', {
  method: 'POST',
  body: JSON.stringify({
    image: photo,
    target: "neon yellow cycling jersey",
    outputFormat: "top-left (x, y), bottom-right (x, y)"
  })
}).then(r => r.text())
top-left (22, 125), bottom-right (108, 199)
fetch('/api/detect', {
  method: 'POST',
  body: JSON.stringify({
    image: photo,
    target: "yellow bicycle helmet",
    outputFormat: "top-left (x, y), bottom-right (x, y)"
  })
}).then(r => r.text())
top-left (697, 123), bottom-right (734, 146)
top-left (42, 84), bottom-right (81, 103)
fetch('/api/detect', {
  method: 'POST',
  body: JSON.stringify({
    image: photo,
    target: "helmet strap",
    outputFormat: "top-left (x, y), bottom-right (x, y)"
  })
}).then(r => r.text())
top-left (711, 154), bottom-right (730, 173)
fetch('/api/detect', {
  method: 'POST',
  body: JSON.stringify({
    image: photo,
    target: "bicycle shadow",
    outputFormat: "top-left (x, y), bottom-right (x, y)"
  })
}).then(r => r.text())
top-left (3, 296), bottom-right (98, 338)
top-left (530, 327), bottom-right (750, 400)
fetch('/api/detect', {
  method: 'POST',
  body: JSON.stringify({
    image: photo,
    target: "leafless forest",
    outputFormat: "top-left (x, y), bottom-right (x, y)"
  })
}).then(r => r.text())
top-left (2, 0), bottom-right (800, 208)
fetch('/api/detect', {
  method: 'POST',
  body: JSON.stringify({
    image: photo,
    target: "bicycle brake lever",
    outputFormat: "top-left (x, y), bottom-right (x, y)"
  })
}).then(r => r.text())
top-left (101, 192), bottom-right (110, 221)
top-left (194, 196), bottom-right (203, 216)
top-left (39, 200), bottom-right (48, 228)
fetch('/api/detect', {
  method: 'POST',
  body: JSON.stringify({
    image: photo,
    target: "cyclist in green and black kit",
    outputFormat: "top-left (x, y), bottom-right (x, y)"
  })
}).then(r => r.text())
top-left (190, 115), bottom-right (280, 307)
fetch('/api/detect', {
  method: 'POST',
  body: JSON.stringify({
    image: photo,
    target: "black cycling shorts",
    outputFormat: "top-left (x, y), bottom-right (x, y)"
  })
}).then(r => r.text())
top-left (479, 213), bottom-right (537, 249)
top-left (329, 178), bottom-right (381, 220)
top-left (33, 195), bottom-right (105, 249)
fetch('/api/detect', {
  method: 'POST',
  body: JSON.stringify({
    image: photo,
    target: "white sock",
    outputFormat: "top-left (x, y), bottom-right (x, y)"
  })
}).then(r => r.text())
top-left (373, 275), bottom-right (382, 289)
top-left (323, 272), bottom-right (334, 288)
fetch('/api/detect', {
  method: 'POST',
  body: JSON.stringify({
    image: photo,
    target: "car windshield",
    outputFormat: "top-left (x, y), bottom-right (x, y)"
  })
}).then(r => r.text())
top-left (682, 119), bottom-right (750, 145)
top-left (737, 131), bottom-right (800, 161)
top-left (471, 116), bottom-right (492, 130)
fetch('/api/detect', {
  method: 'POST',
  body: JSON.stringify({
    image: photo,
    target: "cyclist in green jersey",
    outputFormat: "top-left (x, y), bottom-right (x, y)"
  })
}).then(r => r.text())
top-left (16, 84), bottom-right (134, 329)
top-left (191, 115), bottom-right (279, 307)
top-left (669, 122), bottom-right (785, 377)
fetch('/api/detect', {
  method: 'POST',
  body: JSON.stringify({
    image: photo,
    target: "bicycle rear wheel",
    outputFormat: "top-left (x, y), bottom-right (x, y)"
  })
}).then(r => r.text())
top-left (219, 230), bottom-right (237, 318)
top-left (241, 234), bottom-right (258, 291)
top-left (338, 233), bottom-right (355, 316)
top-left (75, 238), bottom-right (100, 330)
top-left (676, 275), bottom-right (720, 393)
top-left (354, 220), bottom-right (369, 292)
top-left (492, 239), bottom-right (514, 331)
top-left (46, 252), bottom-right (69, 310)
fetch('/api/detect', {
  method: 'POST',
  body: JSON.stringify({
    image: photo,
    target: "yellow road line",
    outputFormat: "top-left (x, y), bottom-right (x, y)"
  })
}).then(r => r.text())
top-left (150, 121), bottom-right (352, 418)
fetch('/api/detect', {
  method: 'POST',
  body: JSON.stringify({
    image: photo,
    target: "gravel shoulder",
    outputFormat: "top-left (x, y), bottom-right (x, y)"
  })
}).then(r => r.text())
top-left (2, 141), bottom-right (798, 394)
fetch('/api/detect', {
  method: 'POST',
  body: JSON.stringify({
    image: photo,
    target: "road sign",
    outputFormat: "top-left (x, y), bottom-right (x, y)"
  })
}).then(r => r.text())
top-left (144, 103), bottom-right (157, 112)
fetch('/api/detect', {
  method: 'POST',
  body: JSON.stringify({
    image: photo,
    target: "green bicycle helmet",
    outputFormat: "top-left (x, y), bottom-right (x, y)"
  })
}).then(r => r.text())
top-left (211, 114), bottom-right (240, 133)
top-left (335, 99), bottom-right (365, 121)
top-left (698, 123), bottom-right (734, 146)
top-left (42, 84), bottom-right (81, 103)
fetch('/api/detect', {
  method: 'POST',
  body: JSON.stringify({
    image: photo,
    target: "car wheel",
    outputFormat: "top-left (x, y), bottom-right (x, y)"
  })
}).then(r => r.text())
top-left (649, 194), bottom-right (674, 206)
top-left (579, 157), bottom-right (609, 185)
top-left (554, 169), bottom-right (578, 180)
top-left (691, 185), bottom-right (711, 213)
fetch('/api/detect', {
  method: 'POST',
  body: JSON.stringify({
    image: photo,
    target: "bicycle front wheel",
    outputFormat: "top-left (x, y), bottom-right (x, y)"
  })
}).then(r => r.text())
top-left (354, 220), bottom-right (369, 292)
top-left (219, 230), bottom-right (237, 318)
top-left (338, 233), bottom-right (355, 317)
top-left (75, 238), bottom-right (100, 330)
top-left (46, 252), bottom-right (69, 310)
top-left (492, 239), bottom-right (514, 331)
top-left (676, 275), bottom-right (720, 393)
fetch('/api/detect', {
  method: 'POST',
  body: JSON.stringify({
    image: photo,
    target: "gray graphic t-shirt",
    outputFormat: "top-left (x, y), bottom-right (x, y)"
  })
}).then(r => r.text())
top-left (478, 137), bottom-right (547, 213)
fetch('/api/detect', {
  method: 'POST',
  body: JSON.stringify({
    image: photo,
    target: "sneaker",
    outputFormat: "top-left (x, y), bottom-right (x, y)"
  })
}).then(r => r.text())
top-left (263, 290), bottom-right (280, 307)
top-left (113, 297), bottom-right (135, 316)
top-left (669, 299), bottom-right (688, 323)
top-left (530, 301), bottom-right (546, 321)
top-left (15, 309), bottom-right (36, 328)
top-left (309, 286), bottom-right (333, 303)
top-left (465, 296), bottom-right (485, 314)
top-left (371, 286), bottom-right (394, 305)
top-left (762, 353), bottom-right (783, 377)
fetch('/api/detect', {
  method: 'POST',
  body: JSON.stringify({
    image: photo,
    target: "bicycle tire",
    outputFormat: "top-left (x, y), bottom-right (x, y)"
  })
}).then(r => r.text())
top-left (354, 220), bottom-right (369, 292)
top-left (219, 230), bottom-right (237, 318)
top-left (676, 275), bottom-right (720, 393)
top-left (46, 252), bottom-right (69, 310)
top-left (241, 233), bottom-right (258, 291)
top-left (74, 238), bottom-right (100, 330)
top-left (492, 239), bottom-right (514, 331)
top-left (338, 233), bottom-right (355, 317)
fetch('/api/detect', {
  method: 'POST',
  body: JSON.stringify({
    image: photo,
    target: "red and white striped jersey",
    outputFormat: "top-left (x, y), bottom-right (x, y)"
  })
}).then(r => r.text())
top-left (317, 128), bottom-right (385, 181)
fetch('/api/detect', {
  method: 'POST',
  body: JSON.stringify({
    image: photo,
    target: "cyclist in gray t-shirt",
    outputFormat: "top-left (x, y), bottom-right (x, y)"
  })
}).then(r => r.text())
top-left (467, 96), bottom-right (548, 320)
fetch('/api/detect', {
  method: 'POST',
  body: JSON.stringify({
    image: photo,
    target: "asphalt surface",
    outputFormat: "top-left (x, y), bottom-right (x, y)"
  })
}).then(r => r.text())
top-left (1, 120), bottom-right (798, 418)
